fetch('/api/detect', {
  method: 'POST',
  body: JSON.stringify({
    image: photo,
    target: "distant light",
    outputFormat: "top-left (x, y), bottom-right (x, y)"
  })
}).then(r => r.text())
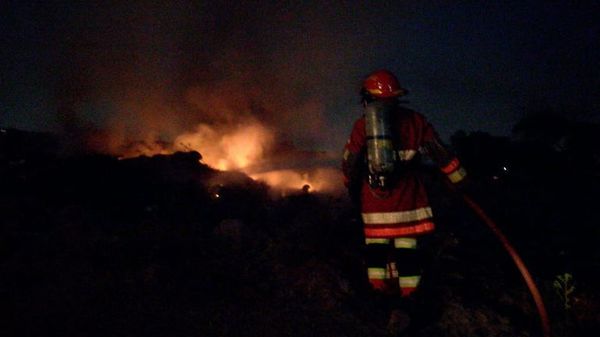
top-left (502, 166), bottom-right (508, 172)
top-left (0, 129), bottom-right (6, 133)
top-left (492, 175), bottom-right (499, 180)
top-left (214, 193), bottom-right (220, 198)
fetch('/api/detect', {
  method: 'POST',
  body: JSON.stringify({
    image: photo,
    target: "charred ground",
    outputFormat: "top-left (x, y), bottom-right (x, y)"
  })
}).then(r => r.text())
top-left (1, 123), bottom-right (599, 337)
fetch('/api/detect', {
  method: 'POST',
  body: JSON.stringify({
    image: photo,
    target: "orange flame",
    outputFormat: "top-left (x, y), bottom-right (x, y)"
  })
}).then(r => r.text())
top-left (174, 122), bottom-right (274, 171)
top-left (112, 119), bottom-right (343, 194)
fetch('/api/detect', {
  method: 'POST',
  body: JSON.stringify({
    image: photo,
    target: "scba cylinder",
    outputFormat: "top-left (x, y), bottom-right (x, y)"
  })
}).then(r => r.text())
top-left (365, 101), bottom-right (397, 188)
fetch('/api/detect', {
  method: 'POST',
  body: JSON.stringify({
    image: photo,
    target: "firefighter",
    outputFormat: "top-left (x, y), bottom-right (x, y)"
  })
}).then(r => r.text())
top-left (342, 70), bottom-right (467, 331)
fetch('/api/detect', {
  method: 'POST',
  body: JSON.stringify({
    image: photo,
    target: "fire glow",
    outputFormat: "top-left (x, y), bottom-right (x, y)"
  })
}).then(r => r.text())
top-left (249, 168), bottom-right (342, 194)
top-left (118, 120), bottom-right (343, 194)
top-left (176, 122), bottom-right (342, 194)
top-left (174, 122), bottom-right (274, 171)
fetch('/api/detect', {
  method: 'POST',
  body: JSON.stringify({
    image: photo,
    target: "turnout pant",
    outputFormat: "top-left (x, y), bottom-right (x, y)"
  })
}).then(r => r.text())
top-left (365, 236), bottom-right (426, 297)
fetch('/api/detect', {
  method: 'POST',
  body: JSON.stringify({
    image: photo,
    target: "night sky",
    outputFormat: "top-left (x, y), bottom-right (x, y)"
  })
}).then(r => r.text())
top-left (2, 1), bottom-right (599, 152)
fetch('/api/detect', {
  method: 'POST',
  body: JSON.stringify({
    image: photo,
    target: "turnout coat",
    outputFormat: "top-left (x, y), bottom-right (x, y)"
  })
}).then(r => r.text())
top-left (342, 105), bottom-right (466, 239)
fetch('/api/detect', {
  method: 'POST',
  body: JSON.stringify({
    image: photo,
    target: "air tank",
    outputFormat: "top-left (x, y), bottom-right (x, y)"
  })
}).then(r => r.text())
top-left (364, 100), bottom-right (397, 188)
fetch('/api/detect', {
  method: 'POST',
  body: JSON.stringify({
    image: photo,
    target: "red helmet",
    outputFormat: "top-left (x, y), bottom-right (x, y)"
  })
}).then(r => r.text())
top-left (362, 70), bottom-right (407, 98)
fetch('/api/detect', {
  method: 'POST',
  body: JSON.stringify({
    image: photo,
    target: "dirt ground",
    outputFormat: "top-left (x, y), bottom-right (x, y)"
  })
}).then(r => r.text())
top-left (2, 130), bottom-right (599, 337)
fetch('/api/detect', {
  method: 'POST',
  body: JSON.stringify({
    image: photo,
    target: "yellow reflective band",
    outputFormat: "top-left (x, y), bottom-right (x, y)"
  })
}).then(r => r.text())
top-left (367, 267), bottom-right (388, 280)
top-left (399, 275), bottom-right (421, 288)
top-left (365, 238), bottom-right (390, 245)
top-left (394, 238), bottom-right (417, 249)
top-left (398, 149), bottom-right (417, 161)
top-left (448, 167), bottom-right (467, 183)
top-left (362, 207), bottom-right (433, 225)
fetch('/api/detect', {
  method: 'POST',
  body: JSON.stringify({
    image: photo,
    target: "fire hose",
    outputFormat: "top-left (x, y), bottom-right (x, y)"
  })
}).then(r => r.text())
top-left (456, 189), bottom-right (551, 337)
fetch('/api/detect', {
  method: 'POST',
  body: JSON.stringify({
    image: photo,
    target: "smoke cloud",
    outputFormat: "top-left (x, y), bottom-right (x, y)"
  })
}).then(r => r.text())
top-left (45, 1), bottom-right (395, 156)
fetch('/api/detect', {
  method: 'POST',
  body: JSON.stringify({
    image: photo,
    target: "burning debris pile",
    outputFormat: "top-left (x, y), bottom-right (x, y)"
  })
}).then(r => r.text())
top-left (92, 119), bottom-right (344, 196)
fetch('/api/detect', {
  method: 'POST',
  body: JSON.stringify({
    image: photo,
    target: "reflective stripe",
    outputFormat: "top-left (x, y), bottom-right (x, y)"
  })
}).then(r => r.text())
top-left (399, 275), bottom-right (421, 288)
top-left (366, 238), bottom-right (417, 248)
top-left (441, 158), bottom-right (460, 174)
top-left (343, 149), bottom-right (351, 161)
top-left (448, 167), bottom-right (467, 183)
top-left (362, 207), bottom-right (433, 225)
top-left (398, 149), bottom-right (416, 161)
top-left (365, 238), bottom-right (390, 245)
top-left (364, 222), bottom-right (435, 237)
top-left (394, 238), bottom-right (417, 249)
top-left (367, 267), bottom-right (387, 280)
